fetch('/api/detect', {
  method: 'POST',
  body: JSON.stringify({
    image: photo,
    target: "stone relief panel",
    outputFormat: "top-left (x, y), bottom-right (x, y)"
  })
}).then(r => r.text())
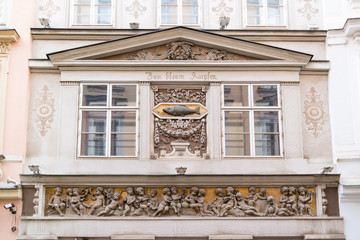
top-left (292, 0), bottom-right (323, 29)
top-left (33, 85), bottom-right (55, 137)
top-left (152, 87), bottom-right (208, 159)
top-left (43, 186), bottom-right (319, 217)
top-left (297, 0), bottom-right (319, 21)
top-left (99, 41), bottom-right (258, 61)
top-left (208, 0), bottom-right (240, 29)
top-left (304, 87), bottom-right (325, 138)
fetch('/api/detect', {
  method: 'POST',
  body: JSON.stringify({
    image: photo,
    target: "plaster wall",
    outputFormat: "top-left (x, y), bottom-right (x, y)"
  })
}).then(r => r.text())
top-left (34, 0), bottom-right (324, 30)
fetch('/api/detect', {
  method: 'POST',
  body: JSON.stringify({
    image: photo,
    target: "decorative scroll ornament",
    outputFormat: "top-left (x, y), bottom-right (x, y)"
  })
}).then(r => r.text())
top-left (44, 185), bottom-right (317, 218)
top-left (304, 87), bottom-right (324, 138)
top-left (297, 0), bottom-right (319, 21)
top-left (0, 42), bottom-right (11, 54)
top-left (33, 188), bottom-right (39, 216)
top-left (126, 42), bottom-right (233, 61)
top-left (125, 0), bottom-right (147, 19)
top-left (33, 85), bottom-right (55, 136)
top-left (154, 88), bottom-right (207, 105)
top-left (39, 0), bottom-right (60, 18)
top-left (212, 0), bottom-right (234, 17)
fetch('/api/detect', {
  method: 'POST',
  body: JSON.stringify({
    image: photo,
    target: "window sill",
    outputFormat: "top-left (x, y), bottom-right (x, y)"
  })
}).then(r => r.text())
top-left (77, 156), bottom-right (139, 160)
top-left (243, 25), bottom-right (289, 30)
top-left (158, 24), bottom-right (203, 29)
top-left (69, 24), bottom-right (116, 29)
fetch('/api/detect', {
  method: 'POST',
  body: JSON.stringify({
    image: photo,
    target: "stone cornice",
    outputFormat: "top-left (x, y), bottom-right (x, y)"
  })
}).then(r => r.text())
top-left (31, 28), bottom-right (327, 42)
top-left (19, 174), bottom-right (340, 186)
top-left (0, 29), bottom-right (20, 42)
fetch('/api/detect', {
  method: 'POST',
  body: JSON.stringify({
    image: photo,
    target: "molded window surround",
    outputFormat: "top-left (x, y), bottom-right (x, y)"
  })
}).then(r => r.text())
top-left (158, 0), bottom-right (202, 27)
top-left (70, 0), bottom-right (114, 27)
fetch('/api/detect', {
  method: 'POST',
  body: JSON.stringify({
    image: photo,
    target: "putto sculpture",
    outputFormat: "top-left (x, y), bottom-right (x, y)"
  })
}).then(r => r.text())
top-left (44, 186), bottom-right (320, 218)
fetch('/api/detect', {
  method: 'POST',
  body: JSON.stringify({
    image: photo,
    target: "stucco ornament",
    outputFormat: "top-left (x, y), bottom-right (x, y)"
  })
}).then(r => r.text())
top-left (125, 0), bottom-right (147, 19)
top-left (33, 85), bottom-right (55, 136)
top-left (44, 186), bottom-right (320, 217)
top-left (0, 41), bottom-right (11, 54)
top-left (304, 87), bottom-right (325, 137)
top-left (39, 0), bottom-right (60, 18)
top-left (212, 0), bottom-right (233, 17)
top-left (297, 0), bottom-right (319, 21)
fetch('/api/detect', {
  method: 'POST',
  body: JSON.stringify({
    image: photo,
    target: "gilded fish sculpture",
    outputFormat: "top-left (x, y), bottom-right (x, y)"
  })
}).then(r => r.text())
top-left (163, 105), bottom-right (200, 116)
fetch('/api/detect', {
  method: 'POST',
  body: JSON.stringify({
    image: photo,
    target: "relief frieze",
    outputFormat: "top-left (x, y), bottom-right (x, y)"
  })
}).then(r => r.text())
top-left (99, 41), bottom-right (258, 61)
top-left (44, 186), bottom-right (318, 218)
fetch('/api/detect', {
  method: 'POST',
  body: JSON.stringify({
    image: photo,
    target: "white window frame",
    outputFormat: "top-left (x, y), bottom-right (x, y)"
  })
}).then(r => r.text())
top-left (157, 0), bottom-right (202, 27)
top-left (221, 83), bottom-right (283, 157)
top-left (69, 0), bottom-right (115, 27)
top-left (78, 83), bottom-right (139, 158)
top-left (243, 0), bottom-right (288, 27)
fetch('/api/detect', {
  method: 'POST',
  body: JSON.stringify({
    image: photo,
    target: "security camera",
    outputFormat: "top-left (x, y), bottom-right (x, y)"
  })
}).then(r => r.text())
top-left (7, 177), bottom-right (20, 188)
top-left (4, 203), bottom-right (14, 209)
top-left (4, 203), bottom-right (16, 214)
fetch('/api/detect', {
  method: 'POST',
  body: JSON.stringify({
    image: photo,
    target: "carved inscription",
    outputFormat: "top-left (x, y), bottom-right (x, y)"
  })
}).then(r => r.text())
top-left (44, 186), bottom-right (317, 217)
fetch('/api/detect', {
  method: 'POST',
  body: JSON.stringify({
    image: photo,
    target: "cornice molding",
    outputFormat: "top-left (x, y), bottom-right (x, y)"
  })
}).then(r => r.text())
top-left (19, 174), bottom-right (340, 186)
top-left (31, 28), bottom-right (327, 42)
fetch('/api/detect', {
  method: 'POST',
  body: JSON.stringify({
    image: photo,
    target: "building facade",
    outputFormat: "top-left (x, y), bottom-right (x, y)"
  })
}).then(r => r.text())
top-left (0, 0), bottom-right (35, 239)
top-left (18, 0), bottom-right (348, 240)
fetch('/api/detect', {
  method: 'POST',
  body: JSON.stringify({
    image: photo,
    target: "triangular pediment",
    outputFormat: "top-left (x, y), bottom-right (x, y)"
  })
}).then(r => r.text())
top-left (47, 26), bottom-right (312, 64)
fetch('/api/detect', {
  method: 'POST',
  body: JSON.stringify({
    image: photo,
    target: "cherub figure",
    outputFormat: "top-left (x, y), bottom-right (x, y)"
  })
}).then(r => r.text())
top-left (122, 187), bottom-right (137, 216)
top-left (147, 189), bottom-right (159, 211)
top-left (135, 187), bottom-right (150, 215)
top-left (152, 187), bottom-right (172, 217)
top-left (234, 192), bottom-right (261, 216)
top-left (219, 187), bottom-right (236, 217)
top-left (254, 187), bottom-right (268, 213)
top-left (87, 187), bottom-right (106, 215)
top-left (97, 191), bottom-right (122, 216)
top-left (104, 188), bottom-right (114, 205)
top-left (208, 188), bottom-right (224, 216)
top-left (70, 188), bottom-right (88, 216)
top-left (196, 189), bottom-right (214, 216)
top-left (265, 196), bottom-right (278, 216)
top-left (245, 186), bottom-right (257, 206)
top-left (297, 186), bottom-right (314, 216)
top-left (279, 186), bottom-right (289, 208)
top-left (65, 188), bottom-right (73, 208)
top-left (183, 187), bottom-right (199, 212)
top-left (47, 187), bottom-right (66, 216)
top-left (287, 186), bottom-right (298, 215)
top-left (170, 187), bottom-right (184, 216)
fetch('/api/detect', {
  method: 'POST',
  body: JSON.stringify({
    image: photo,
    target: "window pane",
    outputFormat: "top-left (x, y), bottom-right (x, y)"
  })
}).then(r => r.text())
top-left (224, 85), bottom-right (249, 107)
top-left (95, 5), bottom-right (112, 24)
top-left (247, 0), bottom-right (263, 5)
top-left (81, 133), bottom-right (106, 156)
top-left (75, 0), bottom-right (90, 4)
top-left (74, 5), bottom-right (90, 25)
top-left (111, 134), bottom-right (136, 156)
top-left (268, 7), bottom-right (283, 25)
top-left (161, 4), bottom-right (178, 24)
top-left (253, 85), bottom-right (278, 106)
top-left (112, 85), bottom-right (137, 106)
top-left (182, 0), bottom-right (198, 24)
top-left (96, 0), bottom-right (111, 4)
top-left (111, 111), bottom-right (136, 133)
top-left (267, 0), bottom-right (283, 6)
top-left (254, 111), bottom-right (279, 133)
top-left (255, 134), bottom-right (280, 156)
top-left (225, 134), bottom-right (251, 156)
top-left (82, 85), bottom-right (107, 106)
top-left (225, 111), bottom-right (250, 133)
top-left (247, 6), bottom-right (263, 25)
top-left (81, 111), bottom-right (106, 132)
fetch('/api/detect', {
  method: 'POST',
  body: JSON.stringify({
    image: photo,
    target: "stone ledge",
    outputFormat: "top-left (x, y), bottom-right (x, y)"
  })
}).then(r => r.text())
top-left (18, 217), bottom-right (344, 238)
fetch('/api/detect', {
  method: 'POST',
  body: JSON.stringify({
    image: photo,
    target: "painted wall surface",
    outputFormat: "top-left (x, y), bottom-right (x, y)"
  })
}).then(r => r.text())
top-left (0, 0), bottom-right (35, 239)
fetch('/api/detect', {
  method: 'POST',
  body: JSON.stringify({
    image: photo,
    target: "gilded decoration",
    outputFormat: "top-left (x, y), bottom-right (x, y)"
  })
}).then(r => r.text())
top-left (304, 87), bottom-right (325, 138)
top-left (100, 41), bottom-right (256, 61)
top-left (39, 0), bottom-right (60, 18)
top-left (297, 0), bottom-right (319, 21)
top-left (125, 0), bottom-right (147, 19)
top-left (0, 41), bottom-right (11, 53)
top-left (212, 0), bottom-right (234, 17)
top-left (33, 85), bottom-right (55, 136)
top-left (153, 88), bottom-right (208, 158)
top-left (44, 186), bottom-right (317, 217)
